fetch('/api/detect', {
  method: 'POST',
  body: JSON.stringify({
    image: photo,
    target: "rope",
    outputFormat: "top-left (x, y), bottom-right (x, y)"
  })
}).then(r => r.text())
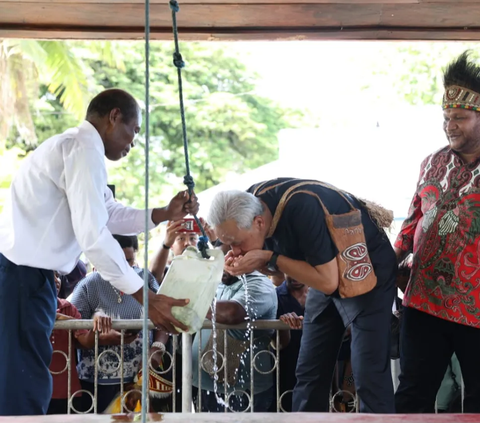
top-left (169, 0), bottom-right (210, 259)
top-left (141, 0), bottom-right (151, 420)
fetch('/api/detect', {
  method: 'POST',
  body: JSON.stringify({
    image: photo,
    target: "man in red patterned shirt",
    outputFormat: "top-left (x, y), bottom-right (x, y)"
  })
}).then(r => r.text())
top-left (395, 51), bottom-right (480, 413)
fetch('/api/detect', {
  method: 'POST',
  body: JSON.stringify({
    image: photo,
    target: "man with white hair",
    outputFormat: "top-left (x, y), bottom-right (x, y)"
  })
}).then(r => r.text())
top-left (207, 178), bottom-right (397, 413)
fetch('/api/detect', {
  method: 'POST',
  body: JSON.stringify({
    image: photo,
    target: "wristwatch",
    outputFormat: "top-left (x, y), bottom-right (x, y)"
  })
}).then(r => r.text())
top-left (266, 252), bottom-right (279, 272)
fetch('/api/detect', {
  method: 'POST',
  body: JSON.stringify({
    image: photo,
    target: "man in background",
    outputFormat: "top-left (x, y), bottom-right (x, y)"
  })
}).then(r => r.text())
top-left (192, 270), bottom-right (277, 412)
top-left (150, 219), bottom-right (199, 282)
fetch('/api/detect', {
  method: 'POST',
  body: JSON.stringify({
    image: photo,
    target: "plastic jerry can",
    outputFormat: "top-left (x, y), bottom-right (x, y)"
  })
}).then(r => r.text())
top-left (156, 246), bottom-right (224, 334)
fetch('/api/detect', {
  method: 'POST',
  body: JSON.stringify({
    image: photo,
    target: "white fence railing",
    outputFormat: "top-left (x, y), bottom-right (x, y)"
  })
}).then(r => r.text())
top-left (53, 319), bottom-right (351, 414)
top-left (52, 319), bottom-right (463, 414)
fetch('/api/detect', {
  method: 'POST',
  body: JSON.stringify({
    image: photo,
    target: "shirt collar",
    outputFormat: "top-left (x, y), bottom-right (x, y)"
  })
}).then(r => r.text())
top-left (79, 120), bottom-right (105, 155)
top-left (445, 146), bottom-right (480, 168)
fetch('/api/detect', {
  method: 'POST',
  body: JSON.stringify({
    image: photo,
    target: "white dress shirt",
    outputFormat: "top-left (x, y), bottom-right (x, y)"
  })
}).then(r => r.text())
top-left (0, 121), bottom-right (156, 294)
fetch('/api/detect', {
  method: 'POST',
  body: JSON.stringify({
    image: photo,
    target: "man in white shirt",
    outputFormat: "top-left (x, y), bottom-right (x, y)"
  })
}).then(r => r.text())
top-left (0, 89), bottom-right (199, 416)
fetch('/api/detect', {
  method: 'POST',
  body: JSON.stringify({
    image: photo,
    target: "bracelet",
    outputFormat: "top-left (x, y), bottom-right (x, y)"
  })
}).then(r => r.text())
top-left (151, 341), bottom-right (166, 353)
top-left (162, 243), bottom-right (171, 250)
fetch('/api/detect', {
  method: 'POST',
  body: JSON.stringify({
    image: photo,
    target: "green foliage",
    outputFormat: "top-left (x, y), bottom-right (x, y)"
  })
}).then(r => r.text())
top-left (36, 41), bottom-right (91, 118)
top-left (31, 87), bottom-right (79, 144)
top-left (1, 39), bottom-right (126, 151)
top-left (3, 40), bottom-right (305, 208)
top-left (368, 42), bottom-right (480, 107)
top-left (91, 42), bottom-right (301, 205)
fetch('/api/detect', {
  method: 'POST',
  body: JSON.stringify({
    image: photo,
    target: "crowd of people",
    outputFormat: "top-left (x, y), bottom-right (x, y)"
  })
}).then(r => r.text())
top-left (1, 51), bottom-right (480, 416)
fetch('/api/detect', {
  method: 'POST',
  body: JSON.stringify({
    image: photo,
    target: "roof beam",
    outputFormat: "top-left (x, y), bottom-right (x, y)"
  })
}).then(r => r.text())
top-left (1, 1), bottom-right (479, 41)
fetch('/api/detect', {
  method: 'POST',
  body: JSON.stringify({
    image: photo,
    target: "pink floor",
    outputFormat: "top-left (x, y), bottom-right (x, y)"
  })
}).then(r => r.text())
top-left (2, 414), bottom-right (480, 423)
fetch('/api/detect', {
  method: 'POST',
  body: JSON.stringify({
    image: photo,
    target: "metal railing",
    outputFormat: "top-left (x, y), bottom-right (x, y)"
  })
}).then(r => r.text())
top-left (53, 319), bottom-right (463, 414)
top-left (53, 319), bottom-right (302, 414)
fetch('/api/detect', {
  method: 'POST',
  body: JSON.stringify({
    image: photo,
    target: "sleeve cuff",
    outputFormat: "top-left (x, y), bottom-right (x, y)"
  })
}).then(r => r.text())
top-left (148, 208), bottom-right (157, 229)
top-left (132, 208), bottom-right (157, 233)
top-left (110, 265), bottom-right (144, 295)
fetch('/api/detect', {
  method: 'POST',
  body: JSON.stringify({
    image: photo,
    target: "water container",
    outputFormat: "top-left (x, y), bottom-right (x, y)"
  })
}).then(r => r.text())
top-left (156, 246), bottom-right (224, 334)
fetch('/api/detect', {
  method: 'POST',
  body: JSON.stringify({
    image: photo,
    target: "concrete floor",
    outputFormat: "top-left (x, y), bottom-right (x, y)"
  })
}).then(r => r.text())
top-left (2, 414), bottom-right (480, 423)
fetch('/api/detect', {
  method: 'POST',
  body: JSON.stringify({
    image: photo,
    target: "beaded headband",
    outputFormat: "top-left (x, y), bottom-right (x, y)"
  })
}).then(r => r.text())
top-left (443, 85), bottom-right (480, 111)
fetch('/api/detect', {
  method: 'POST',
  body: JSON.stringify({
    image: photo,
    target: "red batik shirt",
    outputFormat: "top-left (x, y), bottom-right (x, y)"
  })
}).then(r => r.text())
top-left (396, 146), bottom-right (480, 328)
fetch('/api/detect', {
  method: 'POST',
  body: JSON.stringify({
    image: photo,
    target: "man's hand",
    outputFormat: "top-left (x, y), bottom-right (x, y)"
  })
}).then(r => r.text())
top-left (132, 289), bottom-right (190, 334)
top-left (199, 218), bottom-right (216, 243)
top-left (163, 220), bottom-right (185, 248)
top-left (224, 249), bottom-right (272, 276)
top-left (99, 330), bottom-right (138, 346)
top-left (279, 312), bottom-right (304, 330)
top-left (92, 310), bottom-right (112, 334)
top-left (165, 191), bottom-right (199, 221)
top-left (149, 293), bottom-right (190, 334)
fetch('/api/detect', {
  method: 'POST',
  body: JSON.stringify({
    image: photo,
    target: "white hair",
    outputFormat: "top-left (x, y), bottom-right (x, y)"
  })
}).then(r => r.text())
top-left (207, 190), bottom-right (264, 229)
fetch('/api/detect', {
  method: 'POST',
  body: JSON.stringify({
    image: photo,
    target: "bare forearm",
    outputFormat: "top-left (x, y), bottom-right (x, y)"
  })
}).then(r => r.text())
top-left (276, 254), bottom-right (338, 295)
top-left (210, 302), bottom-right (246, 325)
top-left (278, 329), bottom-right (291, 350)
top-left (150, 248), bottom-right (170, 282)
top-left (76, 331), bottom-right (96, 349)
top-left (131, 287), bottom-right (156, 305)
top-left (154, 330), bottom-right (169, 345)
top-left (98, 334), bottom-right (114, 346)
top-left (151, 208), bottom-right (170, 226)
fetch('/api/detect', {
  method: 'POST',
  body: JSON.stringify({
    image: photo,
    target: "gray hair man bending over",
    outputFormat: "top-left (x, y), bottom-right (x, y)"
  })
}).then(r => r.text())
top-left (207, 178), bottom-right (397, 414)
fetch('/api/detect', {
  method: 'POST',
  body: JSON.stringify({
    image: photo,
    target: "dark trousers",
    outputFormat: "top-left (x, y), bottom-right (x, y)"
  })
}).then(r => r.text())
top-left (47, 397), bottom-right (82, 414)
top-left (395, 307), bottom-right (480, 413)
top-left (0, 253), bottom-right (56, 416)
top-left (199, 386), bottom-right (274, 412)
top-left (292, 285), bottom-right (395, 413)
top-left (80, 381), bottom-right (121, 414)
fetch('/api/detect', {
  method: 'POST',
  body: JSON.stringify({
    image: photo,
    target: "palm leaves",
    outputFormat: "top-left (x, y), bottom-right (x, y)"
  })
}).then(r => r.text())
top-left (37, 41), bottom-right (90, 120)
top-left (0, 39), bottom-right (124, 150)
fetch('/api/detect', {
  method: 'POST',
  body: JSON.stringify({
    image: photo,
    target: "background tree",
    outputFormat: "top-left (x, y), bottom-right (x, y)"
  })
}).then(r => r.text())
top-left (95, 42), bottom-right (306, 206)
top-left (1, 40), bottom-right (124, 150)
top-left (2, 41), bottom-right (306, 208)
top-left (363, 42), bottom-right (478, 107)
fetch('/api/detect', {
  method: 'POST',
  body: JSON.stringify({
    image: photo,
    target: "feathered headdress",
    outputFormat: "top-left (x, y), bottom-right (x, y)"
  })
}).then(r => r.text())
top-left (443, 51), bottom-right (480, 112)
